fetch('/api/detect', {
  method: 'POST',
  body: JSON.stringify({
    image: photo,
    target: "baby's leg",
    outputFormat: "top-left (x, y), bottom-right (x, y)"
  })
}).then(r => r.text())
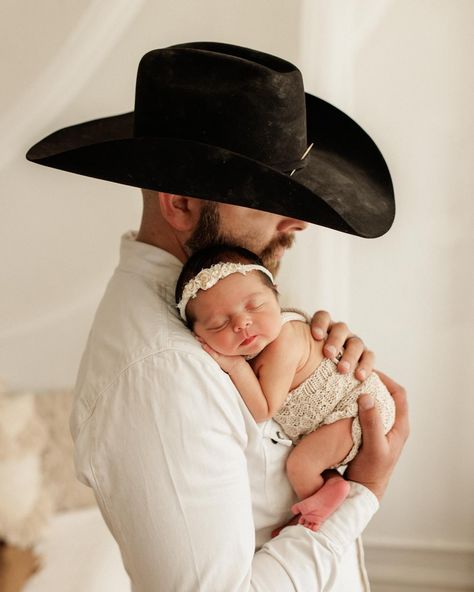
top-left (287, 418), bottom-right (353, 531)
top-left (287, 418), bottom-right (353, 499)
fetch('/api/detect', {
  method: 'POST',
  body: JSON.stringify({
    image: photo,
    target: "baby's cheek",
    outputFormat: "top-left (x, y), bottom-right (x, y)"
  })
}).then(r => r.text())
top-left (210, 334), bottom-right (232, 355)
top-left (264, 319), bottom-right (280, 339)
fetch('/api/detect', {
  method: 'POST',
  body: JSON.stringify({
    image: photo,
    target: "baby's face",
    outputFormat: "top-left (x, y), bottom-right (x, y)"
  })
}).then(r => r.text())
top-left (188, 271), bottom-right (281, 357)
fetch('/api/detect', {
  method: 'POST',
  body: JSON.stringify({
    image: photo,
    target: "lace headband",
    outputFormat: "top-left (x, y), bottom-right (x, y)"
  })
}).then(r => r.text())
top-left (177, 262), bottom-right (275, 321)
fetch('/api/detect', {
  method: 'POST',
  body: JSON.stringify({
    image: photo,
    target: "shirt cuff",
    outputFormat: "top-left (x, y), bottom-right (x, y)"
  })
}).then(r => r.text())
top-left (317, 481), bottom-right (379, 553)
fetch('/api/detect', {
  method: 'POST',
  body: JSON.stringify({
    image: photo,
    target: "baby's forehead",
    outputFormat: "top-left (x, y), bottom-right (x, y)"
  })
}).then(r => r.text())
top-left (203, 269), bottom-right (266, 294)
top-left (189, 272), bottom-right (269, 311)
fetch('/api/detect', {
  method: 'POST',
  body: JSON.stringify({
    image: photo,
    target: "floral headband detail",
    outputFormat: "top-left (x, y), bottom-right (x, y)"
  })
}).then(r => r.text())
top-left (177, 262), bottom-right (275, 321)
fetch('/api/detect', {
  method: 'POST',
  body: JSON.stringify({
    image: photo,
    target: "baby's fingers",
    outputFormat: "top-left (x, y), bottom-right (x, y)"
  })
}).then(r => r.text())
top-left (193, 332), bottom-right (205, 344)
top-left (201, 342), bottom-right (219, 358)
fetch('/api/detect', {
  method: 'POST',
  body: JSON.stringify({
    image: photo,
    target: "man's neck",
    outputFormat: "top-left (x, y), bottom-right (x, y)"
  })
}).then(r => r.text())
top-left (136, 225), bottom-right (188, 263)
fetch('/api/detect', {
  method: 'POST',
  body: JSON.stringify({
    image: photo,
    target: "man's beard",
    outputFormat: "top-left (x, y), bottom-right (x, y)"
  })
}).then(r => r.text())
top-left (185, 202), bottom-right (294, 275)
top-left (258, 233), bottom-right (294, 275)
top-left (185, 201), bottom-right (221, 255)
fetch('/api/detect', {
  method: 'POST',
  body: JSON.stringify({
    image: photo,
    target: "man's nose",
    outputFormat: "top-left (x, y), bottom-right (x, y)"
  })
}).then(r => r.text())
top-left (276, 217), bottom-right (308, 232)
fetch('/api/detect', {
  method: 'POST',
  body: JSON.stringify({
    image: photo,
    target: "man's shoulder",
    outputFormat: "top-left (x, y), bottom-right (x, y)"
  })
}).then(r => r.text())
top-left (89, 264), bottom-right (189, 361)
top-left (76, 305), bottom-right (219, 397)
top-left (73, 264), bottom-right (232, 412)
top-left (71, 315), bottom-right (238, 438)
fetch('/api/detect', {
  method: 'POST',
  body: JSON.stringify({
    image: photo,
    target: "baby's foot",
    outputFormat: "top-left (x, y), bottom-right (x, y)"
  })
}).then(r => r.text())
top-left (271, 514), bottom-right (301, 538)
top-left (291, 477), bottom-right (350, 532)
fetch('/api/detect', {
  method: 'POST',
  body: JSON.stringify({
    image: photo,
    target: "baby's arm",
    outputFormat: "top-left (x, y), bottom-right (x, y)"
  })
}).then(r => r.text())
top-left (198, 343), bottom-right (271, 420)
top-left (200, 324), bottom-right (302, 422)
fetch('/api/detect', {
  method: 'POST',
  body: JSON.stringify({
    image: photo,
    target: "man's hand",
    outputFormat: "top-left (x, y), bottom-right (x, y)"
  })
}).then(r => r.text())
top-left (310, 310), bottom-right (375, 380)
top-left (345, 372), bottom-right (409, 500)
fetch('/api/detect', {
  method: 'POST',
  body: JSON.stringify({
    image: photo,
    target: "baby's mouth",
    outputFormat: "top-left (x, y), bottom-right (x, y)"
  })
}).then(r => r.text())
top-left (241, 335), bottom-right (257, 347)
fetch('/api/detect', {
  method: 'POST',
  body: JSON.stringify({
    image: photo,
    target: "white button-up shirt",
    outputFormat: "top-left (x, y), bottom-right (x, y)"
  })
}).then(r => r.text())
top-left (71, 232), bottom-right (378, 591)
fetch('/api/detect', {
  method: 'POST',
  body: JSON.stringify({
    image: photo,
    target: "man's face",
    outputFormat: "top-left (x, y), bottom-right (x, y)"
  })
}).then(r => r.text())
top-left (186, 202), bottom-right (307, 274)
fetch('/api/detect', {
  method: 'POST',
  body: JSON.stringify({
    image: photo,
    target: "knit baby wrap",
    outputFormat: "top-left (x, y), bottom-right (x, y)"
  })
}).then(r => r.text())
top-left (273, 313), bottom-right (395, 466)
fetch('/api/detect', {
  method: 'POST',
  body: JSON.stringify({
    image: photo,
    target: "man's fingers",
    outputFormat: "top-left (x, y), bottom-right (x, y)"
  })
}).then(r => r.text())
top-left (376, 371), bottom-right (410, 444)
top-left (353, 349), bottom-right (375, 381)
top-left (310, 310), bottom-right (331, 340)
top-left (336, 336), bottom-right (370, 375)
top-left (357, 394), bottom-right (386, 449)
top-left (310, 311), bottom-right (374, 377)
top-left (322, 321), bottom-right (350, 359)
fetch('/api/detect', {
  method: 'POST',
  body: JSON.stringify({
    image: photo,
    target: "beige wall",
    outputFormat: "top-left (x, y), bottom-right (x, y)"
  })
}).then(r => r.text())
top-left (1, 0), bottom-right (473, 587)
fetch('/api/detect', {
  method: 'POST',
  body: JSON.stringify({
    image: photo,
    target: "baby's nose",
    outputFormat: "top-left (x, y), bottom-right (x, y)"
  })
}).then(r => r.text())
top-left (233, 314), bottom-right (252, 332)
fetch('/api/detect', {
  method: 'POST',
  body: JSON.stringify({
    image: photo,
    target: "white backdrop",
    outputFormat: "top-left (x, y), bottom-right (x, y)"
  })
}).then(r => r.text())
top-left (1, 0), bottom-right (473, 588)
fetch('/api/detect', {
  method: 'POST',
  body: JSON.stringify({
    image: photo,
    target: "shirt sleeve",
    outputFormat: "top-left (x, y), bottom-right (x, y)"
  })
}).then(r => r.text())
top-left (74, 349), bottom-right (378, 591)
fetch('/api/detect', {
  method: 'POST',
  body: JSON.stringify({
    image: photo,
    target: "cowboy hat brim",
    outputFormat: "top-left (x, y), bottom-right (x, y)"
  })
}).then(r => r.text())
top-left (26, 94), bottom-right (394, 238)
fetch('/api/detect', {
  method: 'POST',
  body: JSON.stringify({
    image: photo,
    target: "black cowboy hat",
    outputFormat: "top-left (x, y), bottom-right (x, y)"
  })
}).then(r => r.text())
top-left (26, 41), bottom-right (395, 238)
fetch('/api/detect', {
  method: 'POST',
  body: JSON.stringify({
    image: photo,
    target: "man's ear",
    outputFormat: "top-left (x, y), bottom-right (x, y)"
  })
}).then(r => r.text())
top-left (158, 193), bottom-right (202, 231)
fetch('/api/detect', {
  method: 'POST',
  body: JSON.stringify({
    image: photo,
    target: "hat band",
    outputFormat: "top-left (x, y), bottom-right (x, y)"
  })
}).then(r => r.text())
top-left (269, 143), bottom-right (314, 175)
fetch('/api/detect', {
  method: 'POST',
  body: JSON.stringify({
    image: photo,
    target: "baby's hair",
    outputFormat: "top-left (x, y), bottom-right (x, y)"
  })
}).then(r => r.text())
top-left (175, 243), bottom-right (278, 327)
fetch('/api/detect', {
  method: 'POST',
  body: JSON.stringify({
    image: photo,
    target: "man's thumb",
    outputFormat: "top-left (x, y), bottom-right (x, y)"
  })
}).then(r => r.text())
top-left (358, 394), bottom-right (374, 411)
top-left (358, 394), bottom-right (384, 439)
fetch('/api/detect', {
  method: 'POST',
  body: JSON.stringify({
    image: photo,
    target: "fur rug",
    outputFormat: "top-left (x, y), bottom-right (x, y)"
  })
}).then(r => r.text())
top-left (0, 384), bottom-right (95, 548)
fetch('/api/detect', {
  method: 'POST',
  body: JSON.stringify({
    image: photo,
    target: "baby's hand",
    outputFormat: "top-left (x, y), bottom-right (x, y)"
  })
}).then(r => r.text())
top-left (194, 334), bottom-right (245, 374)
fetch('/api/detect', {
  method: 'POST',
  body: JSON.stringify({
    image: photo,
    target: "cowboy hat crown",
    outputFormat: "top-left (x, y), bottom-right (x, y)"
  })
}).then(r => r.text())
top-left (26, 41), bottom-right (395, 238)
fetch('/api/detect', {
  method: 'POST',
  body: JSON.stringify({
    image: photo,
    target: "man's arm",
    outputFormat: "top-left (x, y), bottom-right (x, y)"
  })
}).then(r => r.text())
top-left (76, 349), bottom-right (382, 591)
top-left (346, 371), bottom-right (409, 499)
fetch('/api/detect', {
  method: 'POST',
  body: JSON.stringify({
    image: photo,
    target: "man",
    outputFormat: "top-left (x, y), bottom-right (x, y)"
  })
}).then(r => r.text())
top-left (27, 42), bottom-right (408, 591)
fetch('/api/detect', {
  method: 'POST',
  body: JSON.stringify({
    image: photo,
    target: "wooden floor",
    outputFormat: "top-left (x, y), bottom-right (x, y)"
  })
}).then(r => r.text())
top-left (364, 541), bottom-right (474, 592)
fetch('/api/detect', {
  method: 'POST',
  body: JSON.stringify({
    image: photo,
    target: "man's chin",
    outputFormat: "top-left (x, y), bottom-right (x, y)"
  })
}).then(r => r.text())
top-left (261, 250), bottom-right (284, 275)
top-left (260, 236), bottom-right (294, 274)
top-left (263, 258), bottom-right (281, 276)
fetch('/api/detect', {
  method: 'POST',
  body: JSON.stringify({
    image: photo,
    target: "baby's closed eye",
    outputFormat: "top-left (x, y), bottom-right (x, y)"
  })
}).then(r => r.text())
top-left (246, 300), bottom-right (265, 311)
top-left (207, 319), bottom-right (229, 331)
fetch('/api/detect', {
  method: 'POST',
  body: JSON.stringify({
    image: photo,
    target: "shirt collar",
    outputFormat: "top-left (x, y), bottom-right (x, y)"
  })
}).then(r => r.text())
top-left (118, 230), bottom-right (184, 293)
